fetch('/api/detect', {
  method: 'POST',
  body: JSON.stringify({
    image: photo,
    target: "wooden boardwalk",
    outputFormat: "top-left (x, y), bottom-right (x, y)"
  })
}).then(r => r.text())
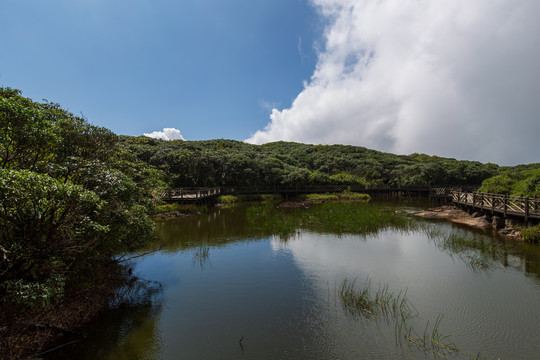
top-left (452, 191), bottom-right (540, 222)
top-left (160, 185), bottom-right (460, 203)
top-left (159, 188), bottom-right (221, 204)
top-left (221, 185), bottom-right (433, 196)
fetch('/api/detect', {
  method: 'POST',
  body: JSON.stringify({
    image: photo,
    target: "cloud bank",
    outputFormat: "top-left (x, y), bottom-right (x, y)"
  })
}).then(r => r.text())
top-left (144, 128), bottom-right (185, 141)
top-left (247, 0), bottom-right (540, 165)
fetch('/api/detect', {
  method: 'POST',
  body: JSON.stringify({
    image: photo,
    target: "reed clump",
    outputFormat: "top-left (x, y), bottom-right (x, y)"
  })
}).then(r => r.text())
top-left (218, 195), bottom-right (238, 207)
top-left (397, 315), bottom-right (462, 359)
top-left (338, 278), bottom-right (414, 321)
top-left (193, 243), bottom-right (211, 269)
top-left (303, 191), bottom-right (371, 202)
top-left (338, 278), bottom-right (482, 359)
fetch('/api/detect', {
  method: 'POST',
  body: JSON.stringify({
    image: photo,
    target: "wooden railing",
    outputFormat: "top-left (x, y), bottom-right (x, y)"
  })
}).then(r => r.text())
top-left (221, 185), bottom-right (433, 194)
top-left (452, 191), bottom-right (540, 221)
top-left (429, 186), bottom-right (480, 198)
top-left (159, 187), bottom-right (221, 202)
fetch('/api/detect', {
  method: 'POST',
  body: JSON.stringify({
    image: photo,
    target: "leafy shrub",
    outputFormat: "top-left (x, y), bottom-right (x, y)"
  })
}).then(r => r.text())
top-left (219, 195), bottom-right (238, 206)
top-left (520, 225), bottom-right (540, 243)
top-left (152, 203), bottom-right (197, 214)
top-left (2, 274), bottom-right (66, 309)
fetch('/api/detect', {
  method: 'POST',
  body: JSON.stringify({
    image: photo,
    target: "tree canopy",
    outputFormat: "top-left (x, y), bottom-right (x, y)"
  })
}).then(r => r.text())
top-left (120, 137), bottom-right (500, 188)
top-left (0, 88), bottom-right (158, 309)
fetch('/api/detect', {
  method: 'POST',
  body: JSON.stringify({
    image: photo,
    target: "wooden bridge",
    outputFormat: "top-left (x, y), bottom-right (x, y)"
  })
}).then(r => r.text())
top-left (158, 186), bottom-right (538, 224)
top-left (452, 191), bottom-right (540, 222)
top-left (159, 187), bottom-right (221, 204)
top-left (159, 185), bottom-right (477, 204)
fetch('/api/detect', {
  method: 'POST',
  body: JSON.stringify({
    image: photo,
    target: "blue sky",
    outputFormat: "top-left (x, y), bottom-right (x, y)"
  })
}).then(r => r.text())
top-left (1, 0), bottom-right (322, 140)
top-left (2, 0), bottom-right (539, 165)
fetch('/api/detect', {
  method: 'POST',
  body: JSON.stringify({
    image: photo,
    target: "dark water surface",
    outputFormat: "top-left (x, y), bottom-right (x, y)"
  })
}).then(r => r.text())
top-left (54, 200), bottom-right (540, 359)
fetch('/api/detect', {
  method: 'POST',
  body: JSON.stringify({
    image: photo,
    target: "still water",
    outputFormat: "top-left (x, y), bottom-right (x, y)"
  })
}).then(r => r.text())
top-left (56, 200), bottom-right (540, 359)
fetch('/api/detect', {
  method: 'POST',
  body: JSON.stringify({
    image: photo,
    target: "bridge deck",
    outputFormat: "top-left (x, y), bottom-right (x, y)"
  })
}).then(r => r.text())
top-left (451, 192), bottom-right (540, 221)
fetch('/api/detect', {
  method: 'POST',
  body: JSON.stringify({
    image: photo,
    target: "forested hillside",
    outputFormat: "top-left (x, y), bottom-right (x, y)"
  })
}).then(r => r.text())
top-left (479, 164), bottom-right (540, 197)
top-left (120, 136), bottom-right (499, 188)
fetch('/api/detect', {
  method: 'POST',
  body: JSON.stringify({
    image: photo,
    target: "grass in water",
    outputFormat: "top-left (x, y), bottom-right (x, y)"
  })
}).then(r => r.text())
top-left (218, 195), bottom-right (238, 207)
top-left (338, 278), bottom-right (415, 322)
top-left (303, 191), bottom-right (371, 202)
top-left (247, 201), bottom-right (415, 240)
top-left (399, 315), bottom-right (462, 359)
top-left (193, 243), bottom-right (211, 269)
top-left (338, 278), bottom-right (484, 359)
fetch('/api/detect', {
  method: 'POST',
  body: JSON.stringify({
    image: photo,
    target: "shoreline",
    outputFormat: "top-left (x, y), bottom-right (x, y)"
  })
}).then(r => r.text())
top-left (414, 205), bottom-right (523, 241)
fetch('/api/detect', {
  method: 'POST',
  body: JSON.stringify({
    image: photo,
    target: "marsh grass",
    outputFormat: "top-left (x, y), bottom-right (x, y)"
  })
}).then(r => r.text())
top-left (218, 195), bottom-right (238, 207)
top-left (152, 203), bottom-right (199, 215)
top-left (247, 202), bottom-right (416, 241)
top-left (192, 243), bottom-right (211, 269)
top-left (338, 278), bottom-right (415, 322)
top-left (519, 224), bottom-right (540, 242)
top-left (303, 192), bottom-right (371, 202)
top-left (338, 278), bottom-right (483, 359)
top-left (397, 315), bottom-right (462, 359)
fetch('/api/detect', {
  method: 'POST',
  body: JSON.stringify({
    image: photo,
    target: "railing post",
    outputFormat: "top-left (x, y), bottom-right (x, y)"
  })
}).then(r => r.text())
top-left (503, 195), bottom-right (507, 217)
top-left (525, 197), bottom-right (529, 223)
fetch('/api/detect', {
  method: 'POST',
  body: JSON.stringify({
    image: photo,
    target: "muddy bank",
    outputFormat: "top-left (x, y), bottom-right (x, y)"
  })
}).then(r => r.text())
top-left (415, 206), bottom-right (523, 240)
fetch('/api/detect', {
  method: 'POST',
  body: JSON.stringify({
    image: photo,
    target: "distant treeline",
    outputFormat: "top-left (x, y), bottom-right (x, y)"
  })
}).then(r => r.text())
top-left (120, 136), bottom-right (500, 188)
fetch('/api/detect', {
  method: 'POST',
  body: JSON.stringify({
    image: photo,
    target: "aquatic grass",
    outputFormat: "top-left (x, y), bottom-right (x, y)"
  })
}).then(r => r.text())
top-left (338, 278), bottom-right (415, 322)
top-left (152, 203), bottom-right (198, 215)
top-left (339, 277), bottom-right (482, 359)
top-left (247, 201), bottom-right (417, 240)
top-left (519, 224), bottom-right (540, 243)
top-left (218, 195), bottom-right (238, 207)
top-left (193, 243), bottom-right (211, 269)
top-left (400, 315), bottom-right (462, 360)
top-left (303, 192), bottom-right (371, 202)
top-left (304, 193), bottom-right (340, 201)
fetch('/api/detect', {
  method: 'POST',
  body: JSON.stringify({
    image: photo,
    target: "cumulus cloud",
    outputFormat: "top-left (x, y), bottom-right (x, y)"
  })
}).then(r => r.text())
top-left (143, 128), bottom-right (185, 141)
top-left (247, 0), bottom-right (540, 165)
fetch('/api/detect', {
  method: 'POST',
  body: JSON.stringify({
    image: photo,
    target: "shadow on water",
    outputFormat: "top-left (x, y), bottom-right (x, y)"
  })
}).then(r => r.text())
top-left (46, 274), bottom-right (163, 360)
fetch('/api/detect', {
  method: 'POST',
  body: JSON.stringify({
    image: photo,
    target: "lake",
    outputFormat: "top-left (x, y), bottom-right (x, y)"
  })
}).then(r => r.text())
top-left (53, 200), bottom-right (540, 359)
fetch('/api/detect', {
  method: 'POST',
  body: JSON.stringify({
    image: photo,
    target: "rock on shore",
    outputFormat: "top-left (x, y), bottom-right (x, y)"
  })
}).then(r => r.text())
top-left (414, 206), bottom-right (491, 228)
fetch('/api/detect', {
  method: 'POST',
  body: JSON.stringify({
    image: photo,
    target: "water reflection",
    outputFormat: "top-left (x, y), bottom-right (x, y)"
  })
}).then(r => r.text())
top-left (50, 276), bottom-right (163, 360)
top-left (52, 201), bottom-right (540, 359)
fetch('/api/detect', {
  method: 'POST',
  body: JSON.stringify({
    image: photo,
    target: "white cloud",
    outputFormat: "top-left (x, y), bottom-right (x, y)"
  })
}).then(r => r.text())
top-left (247, 0), bottom-right (540, 165)
top-left (143, 128), bottom-right (185, 141)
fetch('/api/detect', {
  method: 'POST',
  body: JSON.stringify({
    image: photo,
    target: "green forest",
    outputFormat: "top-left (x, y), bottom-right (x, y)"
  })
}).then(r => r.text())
top-left (1, 87), bottom-right (539, 316)
top-left (120, 136), bottom-right (500, 188)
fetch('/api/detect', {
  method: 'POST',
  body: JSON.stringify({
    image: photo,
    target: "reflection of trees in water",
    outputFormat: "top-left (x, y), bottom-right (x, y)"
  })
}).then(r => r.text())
top-left (49, 274), bottom-right (163, 360)
top-left (424, 224), bottom-right (540, 280)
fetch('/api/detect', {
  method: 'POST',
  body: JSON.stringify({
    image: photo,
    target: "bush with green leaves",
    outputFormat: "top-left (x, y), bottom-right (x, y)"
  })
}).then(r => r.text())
top-left (0, 88), bottom-right (158, 309)
top-left (479, 166), bottom-right (540, 197)
top-left (520, 225), bottom-right (540, 243)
